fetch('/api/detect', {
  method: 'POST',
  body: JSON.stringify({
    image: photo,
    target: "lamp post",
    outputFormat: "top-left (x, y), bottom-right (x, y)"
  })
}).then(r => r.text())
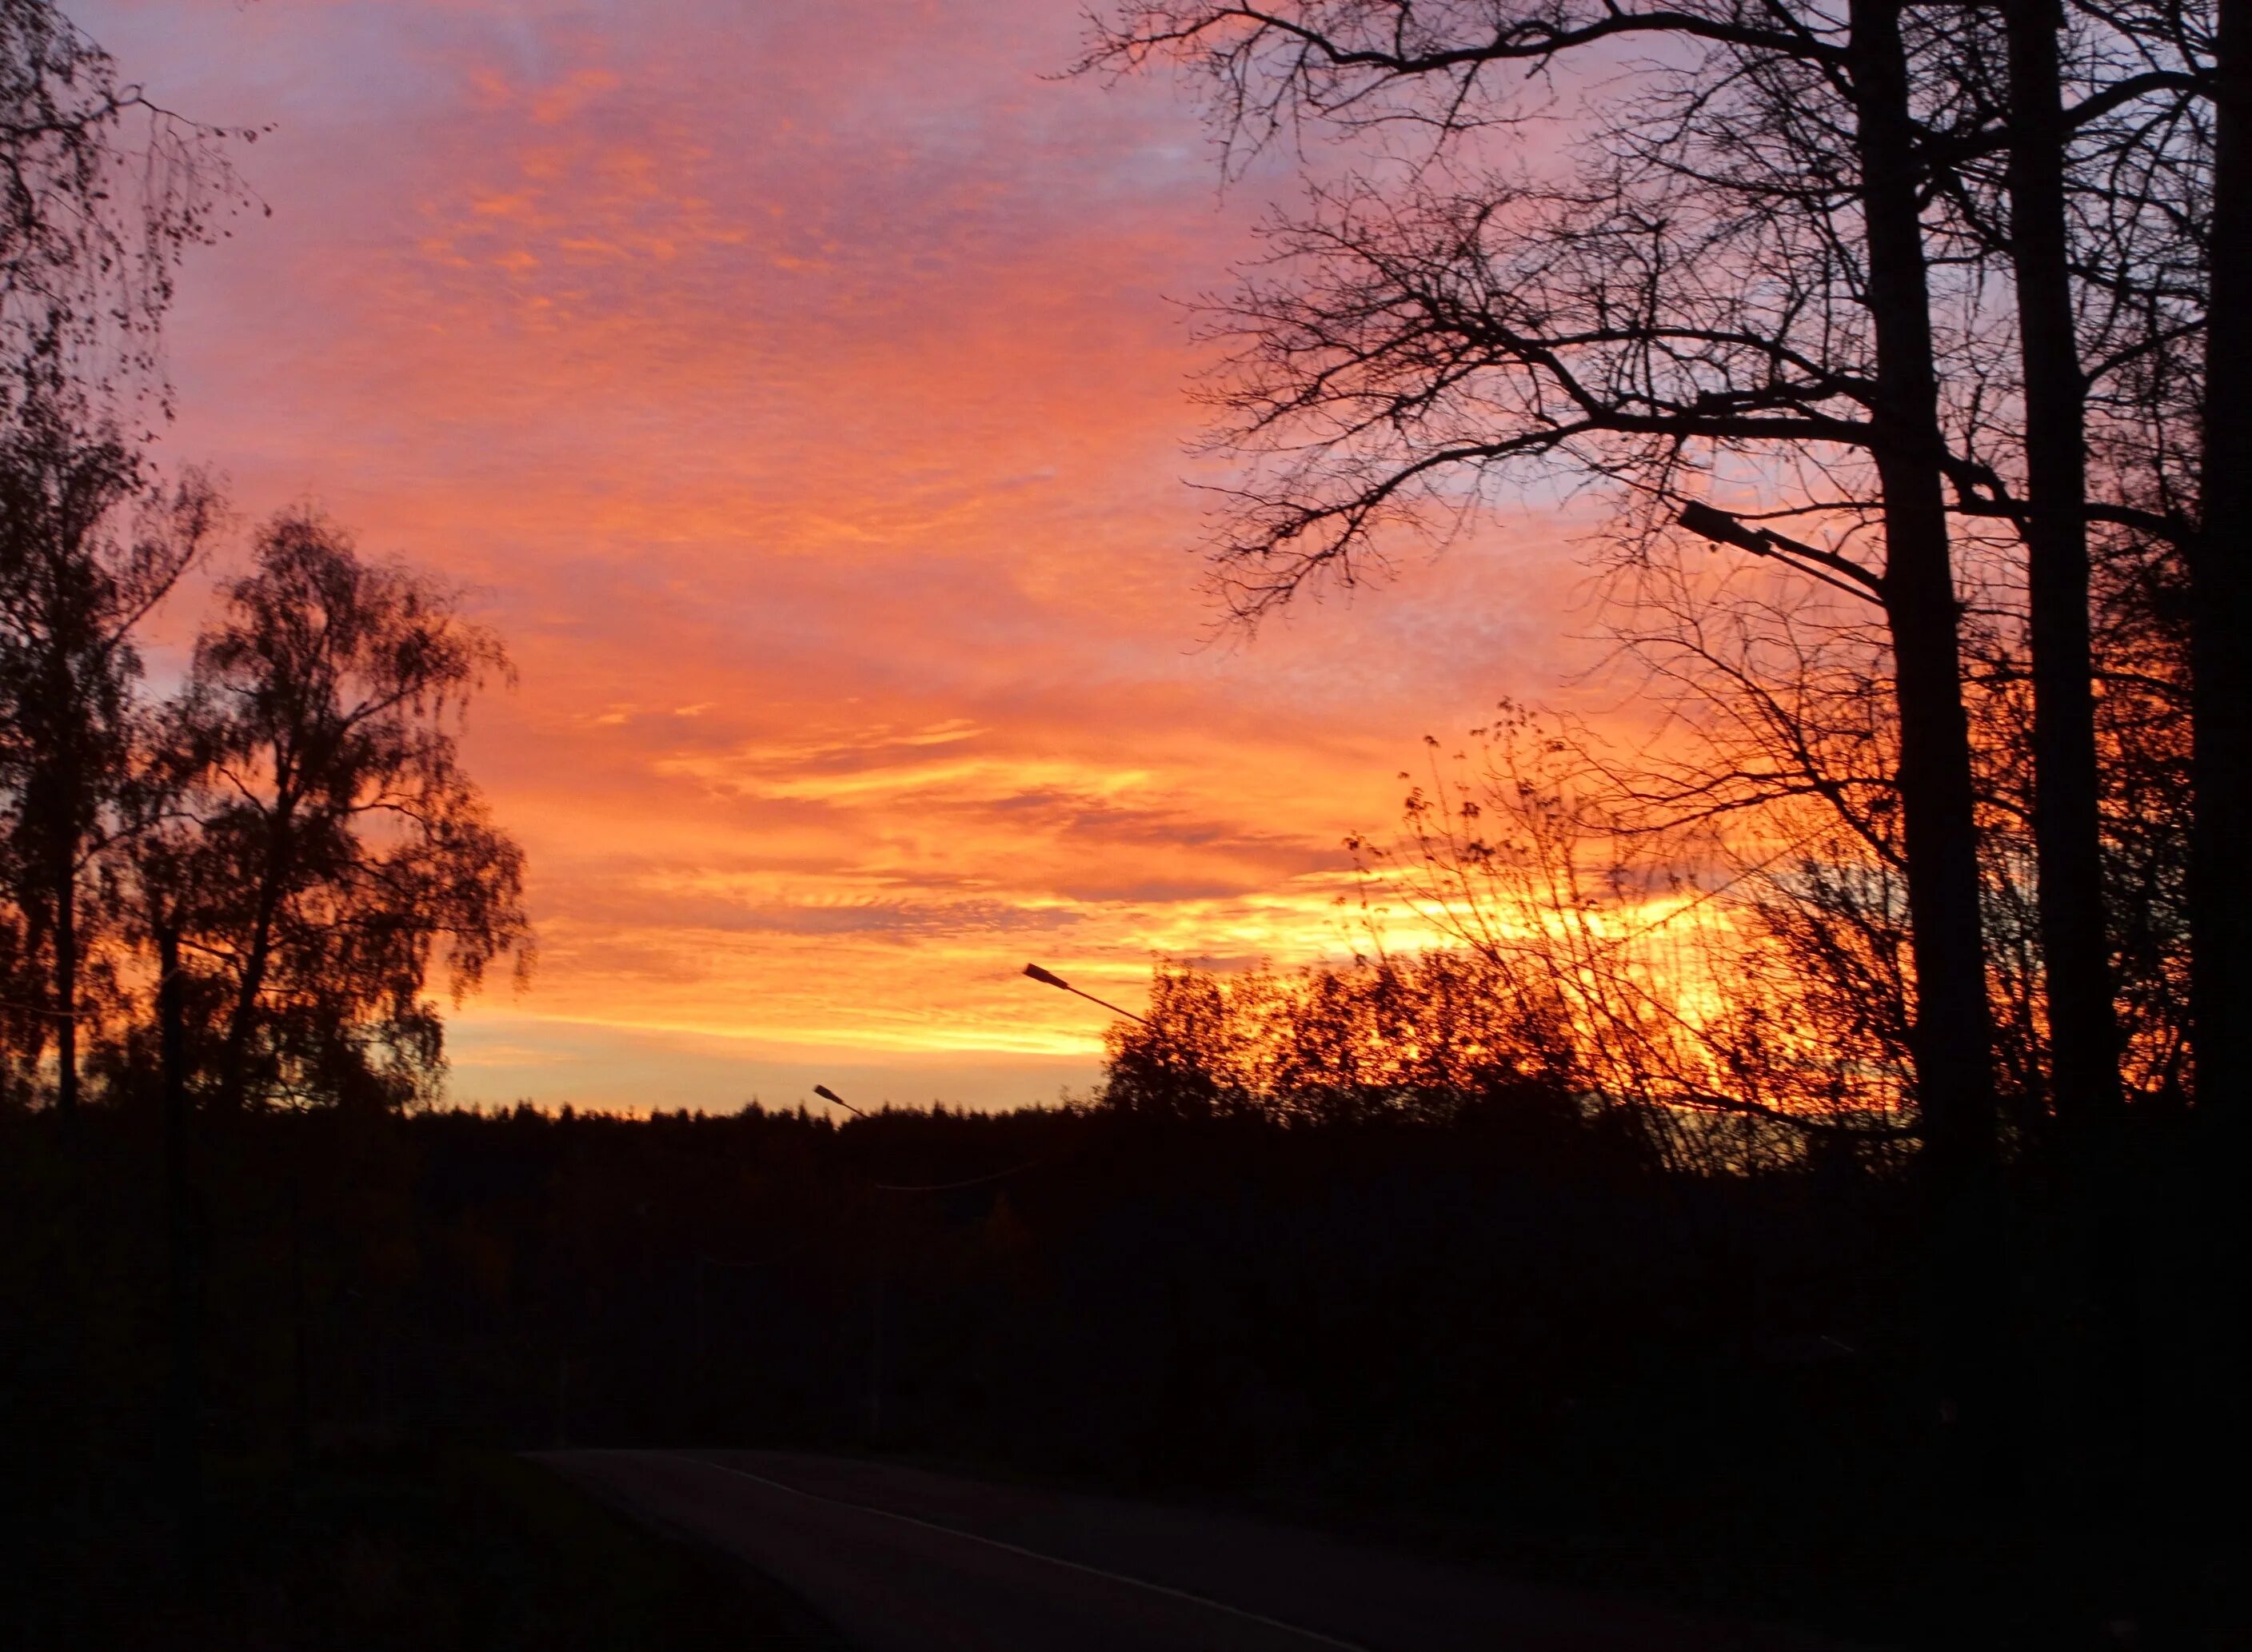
top-left (1020, 961), bottom-right (1152, 1026)
top-left (1675, 501), bottom-right (1884, 607)
top-left (813, 1081), bottom-right (884, 1442)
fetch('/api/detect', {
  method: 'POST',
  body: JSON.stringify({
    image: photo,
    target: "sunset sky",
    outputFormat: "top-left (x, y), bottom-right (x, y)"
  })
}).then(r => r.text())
top-left (82, 0), bottom-right (1598, 1112)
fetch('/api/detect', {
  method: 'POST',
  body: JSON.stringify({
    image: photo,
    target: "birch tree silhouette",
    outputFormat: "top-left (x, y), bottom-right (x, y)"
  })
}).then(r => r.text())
top-left (160, 513), bottom-right (530, 1115)
top-left (0, 0), bottom-right (254, 421)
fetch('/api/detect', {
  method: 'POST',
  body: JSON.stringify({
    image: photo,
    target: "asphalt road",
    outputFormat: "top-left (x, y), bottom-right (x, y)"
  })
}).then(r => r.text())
top-left (535, 1449), bottom-right (1854, 1652)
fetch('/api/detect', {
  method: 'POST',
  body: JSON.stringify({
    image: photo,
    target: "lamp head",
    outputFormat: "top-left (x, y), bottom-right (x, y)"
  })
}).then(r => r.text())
top-left (1676, 500), bottom-right (1769, 554)
top-left (1023, 963), bottom-right (1070, 990)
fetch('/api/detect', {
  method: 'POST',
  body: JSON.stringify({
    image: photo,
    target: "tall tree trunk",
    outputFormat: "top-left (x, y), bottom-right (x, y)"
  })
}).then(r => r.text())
top-left (2006, 0), bottom-right (2120, 1128)
top-left (1851, 0), bottom-right (2011, 1477)
top-left (2193, 0), bottom-right (2252, 1114)
top-left (2188, 0), bottom-right (2252, 1514)
top-left (2006, 0), bottom-right (2139, 1491)
top-left (216, 811), bottom-right (292, 1111)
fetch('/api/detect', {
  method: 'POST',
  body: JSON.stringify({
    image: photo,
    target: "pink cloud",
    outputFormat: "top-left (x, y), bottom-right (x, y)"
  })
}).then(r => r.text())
top-left (76, 0), bottom-right (1599, 1110)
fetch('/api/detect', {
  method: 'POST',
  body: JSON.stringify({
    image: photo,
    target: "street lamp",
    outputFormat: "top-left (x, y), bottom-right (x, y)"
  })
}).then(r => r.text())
top-left (1675, 501), bottom-right (1883, 606)
top-left (808, 1082), bottom-right (883, 1436)
top-left (1020, 961), bottom-right (1152, 1026)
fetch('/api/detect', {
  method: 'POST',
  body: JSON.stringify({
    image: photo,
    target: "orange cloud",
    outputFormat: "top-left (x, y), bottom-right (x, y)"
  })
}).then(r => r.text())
top-left (86, 0), bottom-right (1599, 1110)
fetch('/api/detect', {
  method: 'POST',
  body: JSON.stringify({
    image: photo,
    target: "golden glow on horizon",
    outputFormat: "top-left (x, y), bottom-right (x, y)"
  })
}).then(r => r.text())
top-left (85, 0), bottom-right (1599, 1107)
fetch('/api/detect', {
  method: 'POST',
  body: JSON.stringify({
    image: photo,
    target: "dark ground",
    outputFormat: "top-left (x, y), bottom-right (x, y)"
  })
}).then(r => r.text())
top-left (1, 1448), bottom-right (840, 1652)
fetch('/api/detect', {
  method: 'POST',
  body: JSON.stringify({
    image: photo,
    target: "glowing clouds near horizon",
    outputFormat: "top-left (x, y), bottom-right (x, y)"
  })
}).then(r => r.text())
top-left (82, 0), bottom-right (1591, 1109)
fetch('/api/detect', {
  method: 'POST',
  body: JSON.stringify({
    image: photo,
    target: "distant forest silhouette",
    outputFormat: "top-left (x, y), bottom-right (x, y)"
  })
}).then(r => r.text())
top-left (2, 0), bottom-right (2248, 1646)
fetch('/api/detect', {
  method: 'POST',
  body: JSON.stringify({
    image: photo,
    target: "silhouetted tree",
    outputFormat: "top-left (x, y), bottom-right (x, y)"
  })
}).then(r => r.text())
top-left (2187, 0), bottom-right (2252, 1116)
top-left (0, 0), bottom-right (250, 1115)
top-left (0, 403), bottom-right (218, 1111)
top-left (1, 0), bottom-right (252, 422)
top-left (1998, 0), bottom-right (2120, 1130)
top-left (159, 513), bottom-right (530, 1115)
top-left (1349, 708), bottom-right (1928, 1151)
top-left (0, 2), bottom-right (251, 1566)
top-left (1102, 948), bottom-right (1589, 1131)
top-left (1084, 0), bottom-right (2011, 1182)
top-left (1081, 0), bottom-right (2050, 1466)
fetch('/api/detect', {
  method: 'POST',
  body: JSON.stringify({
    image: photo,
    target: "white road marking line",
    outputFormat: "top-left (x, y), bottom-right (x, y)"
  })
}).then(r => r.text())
top-left (673, 1453), bottom-right (1375, 1651)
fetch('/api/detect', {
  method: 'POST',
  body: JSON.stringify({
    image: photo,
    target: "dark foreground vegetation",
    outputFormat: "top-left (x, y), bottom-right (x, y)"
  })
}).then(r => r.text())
top-left (5, 1091), bottom-right (2242, 1650)
top-left (2, 1435), bottom-right (828, 1651)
